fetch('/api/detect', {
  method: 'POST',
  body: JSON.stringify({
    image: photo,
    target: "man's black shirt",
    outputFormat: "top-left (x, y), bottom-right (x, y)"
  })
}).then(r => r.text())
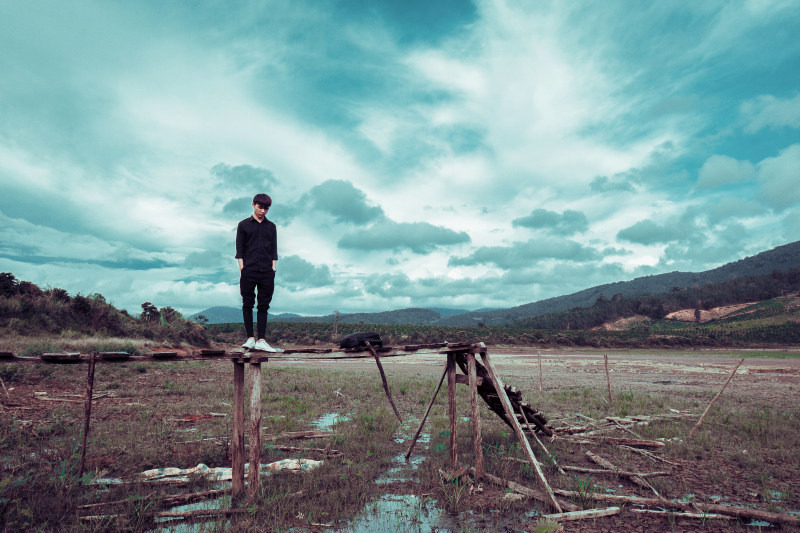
top-left (235, 216), bottom-right (278, 272)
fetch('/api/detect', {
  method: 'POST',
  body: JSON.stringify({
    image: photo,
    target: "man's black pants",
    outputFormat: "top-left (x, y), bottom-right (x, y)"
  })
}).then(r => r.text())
top-left (240, 269), bottom-right (275, 339)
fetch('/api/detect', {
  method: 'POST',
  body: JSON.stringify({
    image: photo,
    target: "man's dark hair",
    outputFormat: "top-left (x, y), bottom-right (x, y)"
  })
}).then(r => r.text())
top-left (253, 193), bottom-right (272, 208)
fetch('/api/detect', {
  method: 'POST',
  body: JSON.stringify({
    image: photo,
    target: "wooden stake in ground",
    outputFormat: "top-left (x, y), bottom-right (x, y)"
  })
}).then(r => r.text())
top-left (78, 352), bottom-right (96, 478)
top-left (479, 348), bottom-right (562, 512)
top-left (405, 364), bottom-right (448, 461)
top-left (537, 350), bottom-right (543, 396)
top-left (603, 354), bottom-right (612, 405)
top-left (467, 352), bottom-right (484, 478)
top-left (248, 360), bottom-right (263, 499)
top-left (231, 360), bottom-right (245, 502)
top-left (689, 358), bottom-right (744, 440)
top-left (365, 341), bottom-right (402, 423)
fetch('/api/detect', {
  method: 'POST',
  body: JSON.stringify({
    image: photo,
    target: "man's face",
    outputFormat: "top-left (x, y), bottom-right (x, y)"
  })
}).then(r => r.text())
top-left (252, 202), bottom-right (269, 219)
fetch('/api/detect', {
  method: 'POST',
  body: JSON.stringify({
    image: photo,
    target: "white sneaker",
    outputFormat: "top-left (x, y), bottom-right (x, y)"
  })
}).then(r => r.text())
top-left (242, 338), bottom-right (256, 349)
top-left (254, 340), bottom-right (277, 352)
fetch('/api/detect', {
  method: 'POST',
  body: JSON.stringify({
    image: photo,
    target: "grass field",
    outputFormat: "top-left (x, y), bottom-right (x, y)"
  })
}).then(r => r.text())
top-left (1, 349), bottom-right (799, 531)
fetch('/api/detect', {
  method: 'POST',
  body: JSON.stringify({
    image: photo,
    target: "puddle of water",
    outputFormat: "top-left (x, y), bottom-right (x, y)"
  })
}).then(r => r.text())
top-left (313, 412), bottom-right (351, 430)
top-left (746, 519), bottom-right (774, 527)
top-left (151, 493), bottom-right (230, 533)
top-left (338, 494), bottom-right (439, 532)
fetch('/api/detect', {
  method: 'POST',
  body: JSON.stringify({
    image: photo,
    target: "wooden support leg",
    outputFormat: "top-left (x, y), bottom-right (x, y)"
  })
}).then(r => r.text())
top-left (365, 341), bottom-right (403, 422)
top-left (467, 352), bottom-right (483, 479)
top-left (232, 361), bottom-right (245, 502)
top-left (248, 361), bottom-right (262, 499)
top-left (447, 352), bottom-right (457, 469)
top-left (405, 365), bottom-right (448, 462)
top-left (479, 350), bottom-right (562, 513)
top-left (78, 352), bottom-right (96, 478)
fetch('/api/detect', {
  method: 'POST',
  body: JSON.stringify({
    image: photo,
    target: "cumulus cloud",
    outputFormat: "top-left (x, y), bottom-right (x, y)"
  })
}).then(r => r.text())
top-left (757, 144), bottom-right (800, 211)
top-left (211, 163), bottom-right (278, 190)
top-left (448, 237), bottom-right (600, 269)
top-left (285, 179), bottom-right (385, 225)
top-left (278, 255), bottom-right (333, 290)
top-left (512, 209), bottom-right (589, 236)
top-left (616, 219), bottom-right (686, 245)
top-left (696, 155), bottom-right (756, 189)
top-left (338, 219), bottom-right (470, 254)
top-left (590, 175), bottom-right (636, 193)
top-left (741, 93), bottom-right (800, 133)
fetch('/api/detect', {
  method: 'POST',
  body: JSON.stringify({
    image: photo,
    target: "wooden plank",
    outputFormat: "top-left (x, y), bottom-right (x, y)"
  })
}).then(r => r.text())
top-left (99, 352), bottom-right (130, 361)
top-left (41, 352), bottom-right (81, 363)
top-left (480, 349), bottom-right (562, 512)
top-left (248, 362), bottom-right (262, 499)
top-left (467, 353), bottom-right (483, 478)
top-left (231, 362), bottom-right (245, 502)
top-left (447, 352), bottom-right (458, 468)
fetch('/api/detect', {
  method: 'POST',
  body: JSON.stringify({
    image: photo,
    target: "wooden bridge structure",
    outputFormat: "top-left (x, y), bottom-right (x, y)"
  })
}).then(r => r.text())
top-left (0, 341), bottom-right (560, 511)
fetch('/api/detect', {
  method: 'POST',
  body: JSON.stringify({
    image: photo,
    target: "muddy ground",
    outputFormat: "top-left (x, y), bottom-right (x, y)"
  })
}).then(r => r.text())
top-left (278, 346), bottom-right (800, 531)
top-left (3, 346), bottom-right (800, 531)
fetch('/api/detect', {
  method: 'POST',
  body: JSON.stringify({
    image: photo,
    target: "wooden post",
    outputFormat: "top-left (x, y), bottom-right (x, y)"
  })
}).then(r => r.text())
top-left (447, 352), bottom-right (458, 469)
top-left (689, 358), bottom-right (744, 440)
top-left (248, 361), bottom-right (262, 499)
top-left (479, 349), bottom-right (562, 512)
top-left (405, 365), bottom-right (448, 461)
top-left (78, 352), bottom-right (96, 478)
top-left (232, 361), bottom-right (245, 502)
top-left (604, 354), bottom-right (612, 406)
top-left (537, 350), bottom-right (543, 396)
top-left (365, 341), bottom-right (403, 422)
top-left (467, 352), bottom-right (483, 478)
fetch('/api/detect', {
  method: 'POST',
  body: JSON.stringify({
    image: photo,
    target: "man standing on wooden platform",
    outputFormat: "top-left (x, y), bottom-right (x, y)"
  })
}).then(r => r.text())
top-left (236, 193), bottom-right (280, 352)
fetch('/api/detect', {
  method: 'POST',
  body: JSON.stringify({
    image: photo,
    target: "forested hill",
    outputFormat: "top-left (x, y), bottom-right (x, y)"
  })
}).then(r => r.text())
top-left (433, 239), bottom-right (800, 327)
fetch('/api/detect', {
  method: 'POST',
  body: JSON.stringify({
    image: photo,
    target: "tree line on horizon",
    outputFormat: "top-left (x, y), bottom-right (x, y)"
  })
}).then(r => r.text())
top-left (0, 272), bottom-right (208, 346)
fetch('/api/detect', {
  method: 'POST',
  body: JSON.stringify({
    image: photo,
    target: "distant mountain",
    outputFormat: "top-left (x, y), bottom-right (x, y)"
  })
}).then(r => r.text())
top-left (190, 240), bottom-right (800, 327)
top-left (278, 307), bottom-right (441, 325)
top-left (189, 306), bottom-right (300, 324)
top-left (433, 240), bottom-right (800, 326)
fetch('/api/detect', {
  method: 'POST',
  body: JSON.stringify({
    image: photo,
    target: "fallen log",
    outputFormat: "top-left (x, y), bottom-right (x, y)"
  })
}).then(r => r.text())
top-left (619, 445), bottom-right (680, 466)
top-left (261, 431), bottom-right (334, 441)
top-left (586, 450), bottom-right (665, 501)
top-left (272, 445), bottom-right (342, 456)
top-left (552, 489), bottom-right (800, 526)
top-left (474, 468), bottom-right (579, 512)
top-left (77, 489), bottom-right (228, 513)
top-left (544, 506), bottom-right (621, 522)
top-left (629, 508), bottom-right (733, 520)
top-left (559, 435), bottom-right (665, 448)
top-left (560, 465), bottom-right (669, 478)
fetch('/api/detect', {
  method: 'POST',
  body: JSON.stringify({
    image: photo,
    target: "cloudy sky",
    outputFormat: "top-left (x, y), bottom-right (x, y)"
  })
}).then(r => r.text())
top-left (1, 1), bottom-right (799, 317)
